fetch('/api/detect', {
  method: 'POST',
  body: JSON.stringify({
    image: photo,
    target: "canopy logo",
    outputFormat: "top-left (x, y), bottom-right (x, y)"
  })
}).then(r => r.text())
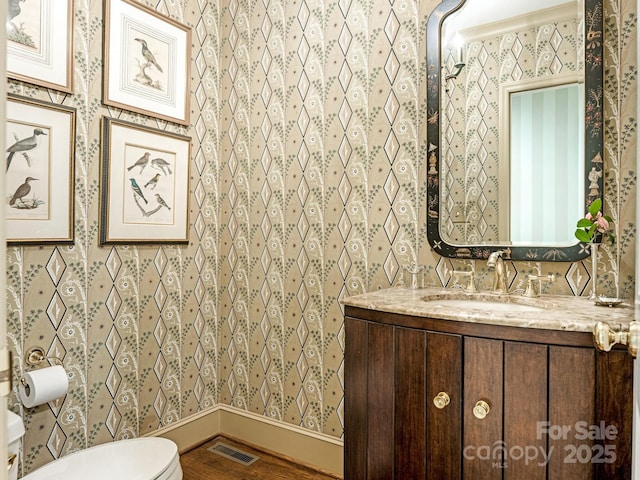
top-left (463, 421), bottom-right (618, 469)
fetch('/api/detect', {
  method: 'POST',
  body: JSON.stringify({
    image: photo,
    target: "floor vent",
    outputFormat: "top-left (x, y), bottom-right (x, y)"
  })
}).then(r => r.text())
top-left (207, 442), bottom-right (260, 466)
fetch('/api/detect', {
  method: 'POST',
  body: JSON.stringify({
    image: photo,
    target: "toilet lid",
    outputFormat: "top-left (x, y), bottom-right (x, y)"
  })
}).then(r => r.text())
top-left (21, 437), bottom-right (181, 480)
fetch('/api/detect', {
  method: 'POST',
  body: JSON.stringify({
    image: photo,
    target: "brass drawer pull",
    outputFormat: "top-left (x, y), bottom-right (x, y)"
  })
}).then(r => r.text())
top-left (473, 400), bottom-right (490, 419)
top-left (433, 391), bottom-right (451, 409)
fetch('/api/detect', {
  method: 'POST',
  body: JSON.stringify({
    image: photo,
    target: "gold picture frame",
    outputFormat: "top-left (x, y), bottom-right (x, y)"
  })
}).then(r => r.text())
top-left (6, 95), bottom-right (76, 244)
top-left (7, 0), bottom-right (74, 93)
top-left (100, 117), bottom-right (190, 244)
top-left (103, 0), bottom-right (191, 125)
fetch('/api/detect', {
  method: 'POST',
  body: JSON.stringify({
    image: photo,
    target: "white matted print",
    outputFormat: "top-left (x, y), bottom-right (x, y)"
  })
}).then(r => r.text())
top-left (7, 0), bottom-right (74, 93)
top-left (104, 0), bottom-right (191, 125)
top-left (6, 95), bottom-right (75, 243)
top-left (100, 117), bottom-right (190, 244)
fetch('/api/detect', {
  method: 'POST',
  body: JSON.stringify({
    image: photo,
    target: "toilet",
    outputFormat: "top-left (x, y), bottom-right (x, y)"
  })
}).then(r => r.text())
top-left (7, 410), bottom-right (182, 480)
top-left (7, 410), bottom-right (25, 480)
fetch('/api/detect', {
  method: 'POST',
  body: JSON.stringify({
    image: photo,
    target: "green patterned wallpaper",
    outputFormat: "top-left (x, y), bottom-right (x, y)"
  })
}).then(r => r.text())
top-left (5, 0), bottom-right (636, 476)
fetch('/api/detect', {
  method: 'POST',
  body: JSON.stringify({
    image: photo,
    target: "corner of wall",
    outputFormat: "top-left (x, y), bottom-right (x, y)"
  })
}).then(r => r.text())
top-left (151, 404), bottom-right (344, 478)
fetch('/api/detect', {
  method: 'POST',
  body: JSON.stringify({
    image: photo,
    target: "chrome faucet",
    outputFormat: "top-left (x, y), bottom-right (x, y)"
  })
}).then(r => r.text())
top-left (487, 250), bottom-right (508, 294)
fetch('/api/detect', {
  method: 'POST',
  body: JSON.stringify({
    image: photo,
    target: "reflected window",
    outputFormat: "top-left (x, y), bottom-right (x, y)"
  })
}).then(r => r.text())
top-left (509, 83), bottom-right (584, 245)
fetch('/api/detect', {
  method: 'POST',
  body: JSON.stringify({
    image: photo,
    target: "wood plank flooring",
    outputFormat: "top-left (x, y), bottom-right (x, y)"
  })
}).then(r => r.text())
top-left (179, 436), bottom-right (341, 480)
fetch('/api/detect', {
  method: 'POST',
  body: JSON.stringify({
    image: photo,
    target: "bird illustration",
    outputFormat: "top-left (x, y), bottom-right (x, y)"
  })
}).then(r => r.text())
top-left (7, 128), bottom-right (47, 171)
top-left (151, 158), bottom-right (172, 175)
top-left (129, 178), bottom-right (148, 204)
top-left (155, 194), bottom-right (171, 210)
top-left (9, 177), bottom-right (38, 206)
top-left (145, 173), bottom-right (161, 189)
top-left (134, 38), bottom-right (163, 72)
top-left (127, 152), bottom-right (150, 172)
top-left (8, 0), bottom-right (23, 24)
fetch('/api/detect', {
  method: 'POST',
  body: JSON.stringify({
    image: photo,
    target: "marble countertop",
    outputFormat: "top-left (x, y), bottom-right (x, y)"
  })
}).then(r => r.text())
top-left (341, 286), bottom-right (636, 333)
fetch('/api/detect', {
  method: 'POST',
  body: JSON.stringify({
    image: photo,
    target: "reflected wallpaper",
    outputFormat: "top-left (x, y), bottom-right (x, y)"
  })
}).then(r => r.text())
top-left (5, 0), bottom-right (637, 475)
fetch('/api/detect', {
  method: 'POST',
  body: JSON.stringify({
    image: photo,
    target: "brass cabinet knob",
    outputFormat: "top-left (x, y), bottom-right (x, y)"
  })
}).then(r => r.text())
top-left (473, 400), bottom-right (491, 419)
top-left (433, 391), bottom-right (451, 409)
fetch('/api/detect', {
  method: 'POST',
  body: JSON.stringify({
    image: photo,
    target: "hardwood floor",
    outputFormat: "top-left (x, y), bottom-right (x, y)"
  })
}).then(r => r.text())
top-left (179, 436), bottom-right (341, 480)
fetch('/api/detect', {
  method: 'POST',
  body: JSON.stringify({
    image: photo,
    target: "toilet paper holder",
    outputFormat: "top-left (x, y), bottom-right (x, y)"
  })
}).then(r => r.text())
top-left (19, 350), bottom-right (69, 407)
top-left (22, 346), bottom-right (64, 389)
top-left (24, 347), bottom-right (63, 368)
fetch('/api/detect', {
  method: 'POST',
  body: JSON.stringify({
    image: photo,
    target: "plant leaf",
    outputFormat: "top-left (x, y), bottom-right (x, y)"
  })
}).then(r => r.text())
top-left (575, 229), bottom-right (591, 243)
top-left (576, 218), bottom-right (592, 228)
top-left (588, 198), bottom-right (602, 217)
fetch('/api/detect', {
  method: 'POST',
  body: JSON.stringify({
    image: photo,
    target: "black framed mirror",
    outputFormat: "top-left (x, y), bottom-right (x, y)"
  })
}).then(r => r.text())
top-left (426, 0), bottom-right (603, 261)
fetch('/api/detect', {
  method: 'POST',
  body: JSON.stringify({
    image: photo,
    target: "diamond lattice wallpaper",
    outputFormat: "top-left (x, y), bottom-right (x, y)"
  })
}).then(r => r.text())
top-left (6, 0), bottom-right (636, 476)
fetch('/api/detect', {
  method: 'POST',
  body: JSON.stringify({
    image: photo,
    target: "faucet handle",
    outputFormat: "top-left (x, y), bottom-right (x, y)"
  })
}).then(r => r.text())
top-left (452, 269), bottom-right (477, 293)
top-left (523, 274), bottom-right (555, 297)
top-left (524, 278), bottom-right (537, 297)
top-left (465, 274), bottom-right (478, 293)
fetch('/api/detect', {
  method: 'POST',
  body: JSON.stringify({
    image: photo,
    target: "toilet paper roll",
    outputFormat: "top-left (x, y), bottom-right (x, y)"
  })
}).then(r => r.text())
top-left (19, 365), bottom-right (69, 408)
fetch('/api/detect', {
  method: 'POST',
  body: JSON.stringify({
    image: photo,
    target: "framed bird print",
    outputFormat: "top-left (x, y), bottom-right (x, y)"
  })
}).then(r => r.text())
top-left (5, 95), bottom-right (76, 244)
top-left (7, 0), bottom-right (74, 93)
top-left (103, 0), bottom-right (191, 125)
top-left (99, 117), bottom-right (190, 244)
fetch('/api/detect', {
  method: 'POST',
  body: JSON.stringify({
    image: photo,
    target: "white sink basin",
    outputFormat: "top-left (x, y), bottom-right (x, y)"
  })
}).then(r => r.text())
top-left (421, 293), bottom-right (554, 313)
top-left (427, 298), bottom-right (544, 312)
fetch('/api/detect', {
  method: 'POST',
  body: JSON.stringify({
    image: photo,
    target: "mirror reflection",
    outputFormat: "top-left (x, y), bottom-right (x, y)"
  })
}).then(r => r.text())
top-left (426, 0), bottom-right (604, 261)
top-left (509, 81), bottom-right (584, 245)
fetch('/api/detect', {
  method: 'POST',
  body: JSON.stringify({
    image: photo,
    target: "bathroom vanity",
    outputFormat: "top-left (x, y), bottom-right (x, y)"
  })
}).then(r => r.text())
top-left (342, 287), bottom-right (633, 480)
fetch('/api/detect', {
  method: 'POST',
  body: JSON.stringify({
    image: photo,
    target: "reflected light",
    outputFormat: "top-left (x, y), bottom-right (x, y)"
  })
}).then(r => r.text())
top-left (445, 33), bottom-right (466, 81)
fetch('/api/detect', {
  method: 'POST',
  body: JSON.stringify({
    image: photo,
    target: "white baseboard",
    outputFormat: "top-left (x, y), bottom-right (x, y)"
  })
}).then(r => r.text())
top-left (150, 405), bottom-right (344, 477)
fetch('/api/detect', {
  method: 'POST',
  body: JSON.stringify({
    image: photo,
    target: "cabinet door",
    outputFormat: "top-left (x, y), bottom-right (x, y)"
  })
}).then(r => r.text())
top-left (344, 317), bottom-right (368, 479)
top-left (504, 341), bottom-right (548, 480)
top-left (547, 346), bottom-right (633, 479)
top-left (548, 346), bottom-right (596, 479)
top-left (594, 349), bottom-right (633, 479)
top-left (395, 327), bottom-right (427, 479)
top-left (426, 331), bottom-right (462, 479)
top-left (463, 337), bottom-right (503, 480)
top-left (345, 318), bottom-right (462, 480)
top-left (366, 322), bottom-right (395, 479)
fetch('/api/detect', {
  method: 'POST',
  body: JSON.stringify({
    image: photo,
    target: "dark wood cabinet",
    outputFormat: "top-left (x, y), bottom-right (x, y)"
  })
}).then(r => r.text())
top-left (344, 306), bottom-right (633, 480)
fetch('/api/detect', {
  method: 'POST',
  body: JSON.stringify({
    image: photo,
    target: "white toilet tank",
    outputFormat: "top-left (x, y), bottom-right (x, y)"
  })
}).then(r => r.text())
top-left (6, 410), bottom-right (25, 480)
